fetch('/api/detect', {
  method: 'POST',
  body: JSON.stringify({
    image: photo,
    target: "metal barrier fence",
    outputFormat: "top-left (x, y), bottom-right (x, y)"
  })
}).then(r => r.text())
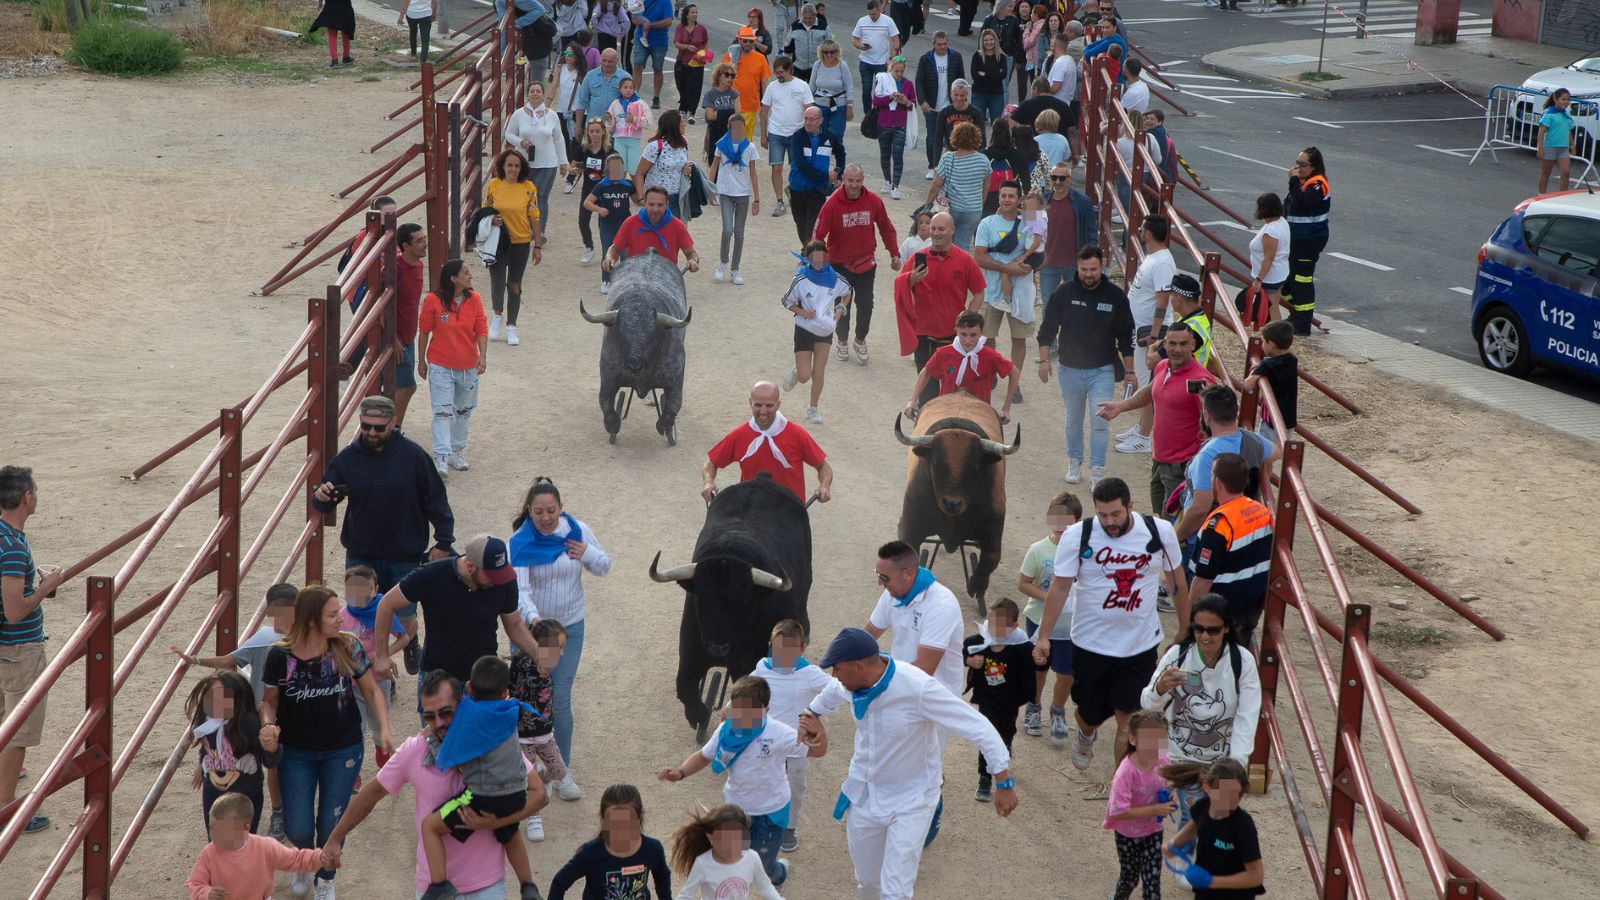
top-left (1469, 83), bottom-right (1598, 186)
top-left (1082, 40), bottom-right (1588, 900)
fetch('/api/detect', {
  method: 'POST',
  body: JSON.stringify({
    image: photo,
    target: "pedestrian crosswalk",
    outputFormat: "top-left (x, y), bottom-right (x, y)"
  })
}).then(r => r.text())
top-left (1155, 0), bottom-right (1492, 39)
top-left (1159, 60), bottom-right (1302, 103)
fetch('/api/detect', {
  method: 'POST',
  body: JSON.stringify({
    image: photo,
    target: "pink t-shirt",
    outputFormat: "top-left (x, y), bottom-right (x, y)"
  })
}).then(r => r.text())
top-left (1149, 358), bottom-right (1215, 464)
top-left (340, 601), bottom-right (406, 662)
top-left (377, 732), bottom-right (535, 895)
top-left (1103, 750), bottom-right (1171, 838)
top-left (187, 833), bottom-right (322, 899)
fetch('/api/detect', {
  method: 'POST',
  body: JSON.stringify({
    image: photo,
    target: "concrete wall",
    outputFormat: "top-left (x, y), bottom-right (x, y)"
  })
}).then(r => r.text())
top-left (1492, 0), bottom-right (1541, 42)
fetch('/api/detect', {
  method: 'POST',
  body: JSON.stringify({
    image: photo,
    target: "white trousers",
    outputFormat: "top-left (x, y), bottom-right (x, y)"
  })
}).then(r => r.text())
top-left (786, 756), bottom-right (810, 828)
top-left (846, 797), bottom-right (940, 900)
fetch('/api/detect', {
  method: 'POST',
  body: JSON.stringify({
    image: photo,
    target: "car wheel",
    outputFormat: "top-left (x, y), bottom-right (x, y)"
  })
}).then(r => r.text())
top-left (1476, 305), bottom-right (1533, 377)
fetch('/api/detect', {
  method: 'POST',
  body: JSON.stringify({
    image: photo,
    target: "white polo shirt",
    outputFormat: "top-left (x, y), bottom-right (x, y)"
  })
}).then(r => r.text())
top-left (869, 579), bottom-right (965, 697)
top-left (698, 718), bottom-right (808, 817)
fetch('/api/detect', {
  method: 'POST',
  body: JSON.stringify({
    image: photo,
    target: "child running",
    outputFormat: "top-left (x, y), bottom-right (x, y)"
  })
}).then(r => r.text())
top-left (670, 803), bottom-right (784, 899)
top-left (509, 618), bottom-right (570, 842)
top-left (420, 655), bottom-right (542, 900)
top-left (549, 784), bottom-right (673, 899)
top-left (1017, 491), bottom-right (1083, 744)
top-left (186, 792), bottom-right (328, 900)
top-left (751, 619), bottom-right (835, 852)
top-left (184, 670), bottom-right (277, 835)
top-left (780, 239), bottom-right (853, 426)
top-left (1164, 759), bottom-right (1266, 898)
top-left (340, 566), bottom-right (410, 770)
top-left (903, 309), bottom-right (1019, 423)
top-left (1104, 709), bottom-right (1175, 900)
top-left (657, 675), bottom-right (829, 888)
top-left (962, 598), bottom-right (1047, 802)
top-left (584, 152), bottom-right (635, 294)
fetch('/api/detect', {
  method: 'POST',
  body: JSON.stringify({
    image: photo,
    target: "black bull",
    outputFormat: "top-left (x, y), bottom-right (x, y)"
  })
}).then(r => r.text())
top-left (895, 391), bottom-right (1020, 603)
top-left (580, 250), bottom-right (691, 444)
top-left (650, 474), bottom-right (813, 732)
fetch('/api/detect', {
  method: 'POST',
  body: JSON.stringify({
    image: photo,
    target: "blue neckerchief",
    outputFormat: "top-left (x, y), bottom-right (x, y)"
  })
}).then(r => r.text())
top-left (891, 567), bottom-right (937, 608)
top-left (508, 513), bottom-right (582, 567)
top-left (716, 133), bottom-right (752, 169)
top-left (850, 655), bottom-right (895, 719)
top-left (637, 207), bottom-right (676, 252)
top-left (344, 594), bottom-right (406, 634)
top-left (763, 656), bottom-right (813, 672)
top-left (710, 718), bottom-right (766, 774)
top-left (791, 252), bottom-right (839, 289)
top-left (597, 176), bottom-right (633, 189)
top-left (433, 694), bottom-right (541, 771)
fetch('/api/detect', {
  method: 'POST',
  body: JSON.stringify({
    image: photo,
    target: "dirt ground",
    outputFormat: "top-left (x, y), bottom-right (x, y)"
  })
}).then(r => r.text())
top-left (3, 67), bottom-right (1598, 899)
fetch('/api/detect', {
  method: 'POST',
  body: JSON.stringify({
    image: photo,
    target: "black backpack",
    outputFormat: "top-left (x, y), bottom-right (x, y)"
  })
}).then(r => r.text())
top-left (1079, 513), bottom-right (1167, 560)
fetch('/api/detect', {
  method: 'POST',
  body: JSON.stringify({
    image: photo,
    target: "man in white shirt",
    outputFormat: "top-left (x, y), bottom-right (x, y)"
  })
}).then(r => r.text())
top-left (801, 628), bottom-right (1016, 900)
top-left (1033, 477), bottom-right (1188, 773)
top-left (851, 1), bottom-right (900, 97)
top-left (1116, 213), bottom-right (1176, 455)
top-left (1121, 57), bottom-right (1150, 116)
top-left (1048, 33), bottom-right (1078, 105)
top-left (865, 539), bottom-right (964, 697)
top-left (761, 56), bottom-right (817, 223)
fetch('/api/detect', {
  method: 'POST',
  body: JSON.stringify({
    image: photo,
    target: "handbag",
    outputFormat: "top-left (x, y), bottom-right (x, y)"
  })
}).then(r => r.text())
top-left (860, 104), bottom-right (880, 140)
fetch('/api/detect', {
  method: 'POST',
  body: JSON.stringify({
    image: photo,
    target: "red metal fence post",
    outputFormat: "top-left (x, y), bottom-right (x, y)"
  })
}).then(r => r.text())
top-left (421, 63), bottom-right (447, 280)
top-left (1240, 334), bottom-right (1264, 430)
top-left (1250, 440), bottom-right (1303, 791)
top-left (1201, 252), bottom-right (1221, 321)
top-left (82, 576), bottom-right (114, 898)
top-left (379, 210), bottom-right (399, 401)
top-left (216, 408), bottom-right (242, 655)
top-left (1322, 603), bottom-right (1373, 900)
top-left (433, 99), bottom-right (452, 268)
top-left (305, 296), bottom-right (332, 586)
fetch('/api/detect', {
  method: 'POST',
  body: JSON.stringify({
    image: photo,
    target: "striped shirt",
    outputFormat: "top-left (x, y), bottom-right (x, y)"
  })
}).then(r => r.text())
top-left (936, 151), bottom-right (991, 214)
top-left (1191, 496), bottom-right (1273, 613)
top-left (0, 519), bottom-right (43, 645)
top-left (513, 517), bottom-right (612, 627)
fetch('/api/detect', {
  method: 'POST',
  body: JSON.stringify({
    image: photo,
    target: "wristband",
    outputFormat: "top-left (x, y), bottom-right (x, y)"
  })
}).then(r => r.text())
top-left (994, 777), bottom-right (1015, 790)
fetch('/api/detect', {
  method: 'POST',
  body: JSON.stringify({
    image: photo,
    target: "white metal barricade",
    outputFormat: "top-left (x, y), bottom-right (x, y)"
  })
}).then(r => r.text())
top-left (1471, 83), bottom-right (1598, 186)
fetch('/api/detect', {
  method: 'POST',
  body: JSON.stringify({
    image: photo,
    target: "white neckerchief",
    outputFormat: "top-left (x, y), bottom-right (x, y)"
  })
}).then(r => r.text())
top-left (953, 337), bottom-right (987, 386)
top-left (193, 717), bottom-right (226, 740)
top-left (740, 412), bottom-right (792, 469)
top-left (975, 621), bottom-right (1029, 652)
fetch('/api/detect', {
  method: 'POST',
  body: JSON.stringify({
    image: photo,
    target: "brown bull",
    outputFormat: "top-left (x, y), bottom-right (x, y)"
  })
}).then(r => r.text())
top-left (894, 391), bottom-right (1020, 608)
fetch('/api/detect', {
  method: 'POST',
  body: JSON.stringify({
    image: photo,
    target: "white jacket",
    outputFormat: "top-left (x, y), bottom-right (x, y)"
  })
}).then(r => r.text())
top-left (472, 213), bottom-right (502, 266)
top-left (504, 103), bottom-right (569, 169)
top-left (1140, 641), bottom-right (1261, 768)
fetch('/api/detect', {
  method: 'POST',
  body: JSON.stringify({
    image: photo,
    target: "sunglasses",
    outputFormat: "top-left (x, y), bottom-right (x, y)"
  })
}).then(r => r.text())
top-left (357, 420), bottom-right (391, 432)
top-left (1191, 624), bottom-right (1227, 636)
top-left (891, 56), bottom-right (907, 63)
top-left (1050, 175), bottom-right (1068, 182)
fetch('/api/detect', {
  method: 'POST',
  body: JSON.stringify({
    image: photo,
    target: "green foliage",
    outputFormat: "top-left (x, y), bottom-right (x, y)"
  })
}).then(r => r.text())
top-left (67, 18), bottom-right (185, 75)
top-left (31, 0), bottom-right (107, 32)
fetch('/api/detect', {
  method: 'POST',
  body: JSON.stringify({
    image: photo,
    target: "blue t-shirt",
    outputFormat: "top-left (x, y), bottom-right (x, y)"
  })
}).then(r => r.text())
top-left (1184, 430), bottom-right (1275, 511)
top-left (1036, 132), bottom-right (1069, 168)
top-left (1539, 108), bottom-right (1574, 148)
top-left (640, 0), bottom-right (673, 46)
top-left (0, 520), bottom-right (42, 645)
top-left (974, 213), bottom-right (1035, 309)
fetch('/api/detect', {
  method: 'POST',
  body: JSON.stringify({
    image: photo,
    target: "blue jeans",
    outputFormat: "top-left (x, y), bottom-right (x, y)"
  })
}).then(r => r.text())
top-left (951, 208), bottom-right (982, 251)
top-left (859, 62), bottom-right (886, 99)
top-left (749, 812), bottom-right (787, 885)
top-left (1038, 266), bottom-right (1071, 307)
top-left (1059, 364), bottom-right (1115, 468)
top-left (279, 741), bottom-right (364, 880)
top-left (1172, 783), bottom-right (1204, 856)
top-left (818, 105), bottom-right (849, 169)
top-left (972, 91), bottom-right (1006, 124)
top-left (427, 364), bottom-right (479, 459)
top-left (552, 618), bottom-right (585, 766)
top-left (923, 109), bottom-right (941, 168)
top-left (877, 126), bottom-right (907, 187)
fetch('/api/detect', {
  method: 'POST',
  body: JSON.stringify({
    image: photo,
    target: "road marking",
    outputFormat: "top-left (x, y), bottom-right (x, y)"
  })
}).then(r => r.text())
top-left (1294, 116), bottom-right (1343, 129)
top-left (1329, 252), bottom-right (1394, 272)
top-left (1164, 72), bottom-right (1248, 81)
top-left (1415, 144), bottom-right (1473, 158)
top-left (1199, 219), bottom-right (1252, 232)
top-left (1450, 286), bottom-right (1474, 295)
top-left (1199, 146), bottom-right (1285, 170)
top-left (1121, 16), bottom-right (1203, 23)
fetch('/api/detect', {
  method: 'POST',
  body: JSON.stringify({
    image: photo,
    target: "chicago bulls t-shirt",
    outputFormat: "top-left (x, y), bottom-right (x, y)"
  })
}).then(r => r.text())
top-left (706, 419), bottom-right (827, 500)
top-left (1054, 515), bottom-right (1182, 658)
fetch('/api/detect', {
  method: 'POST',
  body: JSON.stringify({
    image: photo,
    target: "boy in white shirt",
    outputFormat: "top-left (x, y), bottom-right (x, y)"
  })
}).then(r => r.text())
top-left (658, 675), bottom-right (830, 888)
top-left (753, 618), bottom-right (838, 852)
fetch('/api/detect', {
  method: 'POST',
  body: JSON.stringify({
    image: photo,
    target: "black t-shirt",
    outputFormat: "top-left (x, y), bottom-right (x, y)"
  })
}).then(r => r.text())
top-left (1011, 95), bottom-right (1073, 131)
top-left (591, 179), bottom-right (636, 224)
top-left (962, 634), bottom-right (1048, 712)
top-left (970, 51), bottom-right (1008, 94)
top-left (1250, 352), bottom-right (1298, 430)
top-left (549, 835), bottom-right (672, 900)
top-left (580, 146), bottom-right (610, 193)
top-left (262, 636), bottom-right (371, 752)
top-left (397, 556), bottom-right (517, 681)
top-left (1191, 796), bottom-right (1265, 898)
top-left (937, 105), bottom-right (988, 150)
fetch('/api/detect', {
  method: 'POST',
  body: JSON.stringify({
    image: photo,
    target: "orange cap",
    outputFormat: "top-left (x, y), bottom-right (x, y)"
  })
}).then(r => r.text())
top-left (737, 26), bottom-right (757, 39)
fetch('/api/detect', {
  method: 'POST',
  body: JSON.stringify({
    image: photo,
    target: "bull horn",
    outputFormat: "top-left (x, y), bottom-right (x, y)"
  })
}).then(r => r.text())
top-left (893, 413), bottom-right (935, 448)
top-left (979, 424), bottom-right (1022, 457)
top-left (750, 567), bottom-right (792, 592)
top-left (655, 307), bottom-right (693, 330)
top-left (579, 299), bottom-right (618, 326)
top-left (648, 551), bottom-right (696, 583)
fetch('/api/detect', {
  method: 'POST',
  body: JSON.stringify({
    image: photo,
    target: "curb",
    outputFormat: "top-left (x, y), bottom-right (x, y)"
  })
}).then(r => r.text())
top-left (1199, 53), bottom-right (1458, 101)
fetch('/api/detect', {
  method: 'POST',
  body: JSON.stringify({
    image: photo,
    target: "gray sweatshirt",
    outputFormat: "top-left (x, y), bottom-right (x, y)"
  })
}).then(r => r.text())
top-left (809, 60), bottom-right (855, 107)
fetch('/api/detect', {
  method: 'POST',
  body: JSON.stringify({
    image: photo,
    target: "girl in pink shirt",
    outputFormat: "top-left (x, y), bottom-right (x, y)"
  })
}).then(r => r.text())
top-left (1103, 709), bottom-right (1176, 899)
top-left (187, 793), bottom-right (326, 900)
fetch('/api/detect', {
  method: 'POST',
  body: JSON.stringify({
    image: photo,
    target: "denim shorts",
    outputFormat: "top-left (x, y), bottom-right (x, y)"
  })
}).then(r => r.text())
top-left (1023, 620), bottom-right (1074, 676)
top-left (768, 134), bottom-right (790, 166)
top-left (396, 341), bottom-right (417, 389)
top-left (632, 41), bottom-right (668, 71)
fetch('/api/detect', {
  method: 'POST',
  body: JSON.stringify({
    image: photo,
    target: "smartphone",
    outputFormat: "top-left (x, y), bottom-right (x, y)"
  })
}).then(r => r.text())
top-left (1183, 669), bottom-right (1203, 688)
top-left (328, 484), bottom-right (350, 502)
top-left (1185, 379), bottom-right (1206, 395)
top-left (913, 251), bottom-right (928, 270)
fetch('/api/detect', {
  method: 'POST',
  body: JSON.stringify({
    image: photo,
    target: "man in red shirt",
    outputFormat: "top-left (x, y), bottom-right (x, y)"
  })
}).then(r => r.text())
top-left (1095, 324), bottom-right (1215, 515)
top-left (393, 222), bottom-right (427, 428)
top-left (702, 381), bottom-right (834, 503)
top-left (603, 186), bottom-right (703, 271)
top-left (813, 164), bottom-right (901, 364)
top-left (894, 212), bottom-right (987, 406)
top-left (903, 310), bottom-right (1018, 422)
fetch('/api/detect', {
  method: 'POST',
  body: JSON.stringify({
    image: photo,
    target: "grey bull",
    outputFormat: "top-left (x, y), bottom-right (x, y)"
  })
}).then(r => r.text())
top-left (580, 250), bottom-right (692, 445)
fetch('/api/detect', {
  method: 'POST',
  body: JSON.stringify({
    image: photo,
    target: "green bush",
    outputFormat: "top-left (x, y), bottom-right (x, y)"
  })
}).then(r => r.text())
top-left (68, 18), bottom-right (185, 75)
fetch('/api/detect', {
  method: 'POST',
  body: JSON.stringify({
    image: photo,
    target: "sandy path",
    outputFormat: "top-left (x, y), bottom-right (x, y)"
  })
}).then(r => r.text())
top-left (2, 69), bottom-right (1597, 898)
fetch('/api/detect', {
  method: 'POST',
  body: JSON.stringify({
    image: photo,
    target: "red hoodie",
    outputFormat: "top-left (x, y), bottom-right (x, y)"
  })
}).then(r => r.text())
top-left (812, 186), bottom-right (900, 274)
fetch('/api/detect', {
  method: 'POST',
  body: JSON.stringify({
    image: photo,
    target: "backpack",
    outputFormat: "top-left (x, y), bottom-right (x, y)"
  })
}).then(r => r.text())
top-left (1079, 513), bottom-right (1166, 560)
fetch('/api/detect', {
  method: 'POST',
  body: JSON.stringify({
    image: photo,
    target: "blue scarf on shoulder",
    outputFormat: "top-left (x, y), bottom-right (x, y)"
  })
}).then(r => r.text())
top-left (763, 656), bottom-right (813, 672)
top-left (343, 594), bottom-right (406, 635)
top-left (433, 694), bottom-right (541, 770)
top-left (637, 207), bottom-right (677, 252)
top-left (891, 567), bottom-right (937, 608)
top-left (508, 513), bottom-right (582, 567)
top-left (850, 655), bottom-right (895, 719)
top-left (710, 717), bottom-right (767, 774)
top-left (715, 133), bottom-right (752, 169)
top-left (791, 252), bottom-right (839, 289)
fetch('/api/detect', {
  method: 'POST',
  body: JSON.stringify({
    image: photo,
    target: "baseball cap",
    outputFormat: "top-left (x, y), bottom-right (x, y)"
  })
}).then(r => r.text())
top-left (463, 534), bottom-right (517, 586)
top-left (359, 395), bottom-right (396, 418)
top-left (738, 26), bottom-right (757, 40)
top-left (1171, 273), bottom-right (1200, 300)
top-left (819, 627), bottom-right (881, 668)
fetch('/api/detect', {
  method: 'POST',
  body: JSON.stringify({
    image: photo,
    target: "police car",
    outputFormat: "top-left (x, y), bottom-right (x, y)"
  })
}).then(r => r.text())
top-left (1471, 190), bottom-right (1600, 378)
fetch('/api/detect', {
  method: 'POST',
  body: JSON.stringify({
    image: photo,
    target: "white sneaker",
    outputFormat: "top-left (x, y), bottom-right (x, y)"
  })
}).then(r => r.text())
top-left (505, 325), bottom-right (520, 346)
top-left (448, 451), bottom-right (469, 471)
top-left (563, 179), bottom-right (576, 194)
top-left (925, 170), bottom-right (935, 181)
top-left (525, 814), bottom-right (546, 841)
top-left (714, 263), bottom-right (727, 282)
top-left (772, 199), bottom-right (786, 217)
top-left (891, 187), bottom-right (902, 200)
top-left (1115, 425), bottom-right (1142, 442)
top-left (805, 406), bottom-right (823, 425)
top-left (731, 270), bottom-right (744, 285)
top-left (1064, 459), bottom-right (1082, 484)
top-left (1115, 434), bottom-right (1152, 454)
top-left (313, 877), bottom-right (336, 900)
top-left (853, 340), bottom-right (869, 365)
top-left (881, 180), bottom-right (892, 193)
top-left (1050, 707), bottom-right (1071, 745)
top-left (554, 773), bottom-right (581, 801)
top-left (581, 247), bottom-right (595, 264)
top-left (600, 281), bottom-right (611, 294)
top-left (1089, 465), bottom-right (1106, 488)
top-left (783, 367), bottom-right (799, 392)
top-left (290, 873), bottom-right (313, 897)
top-left (1070, 726), bottom-right (1097, 770)
top-left (489, 314), bottom-right (503, 341)
top-left (433, 455), bottom-right (449, 478)
top-left (835, 341), bottom-right (849, 361)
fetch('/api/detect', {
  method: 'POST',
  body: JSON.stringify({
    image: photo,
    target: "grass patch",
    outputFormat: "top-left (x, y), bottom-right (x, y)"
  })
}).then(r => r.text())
top-left (1372, 622), bottom-right (1450, 647)
top-left (1298, 70), bottom-right (1342, 83)
top-left (68, 17), bottom-right (183, 74)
